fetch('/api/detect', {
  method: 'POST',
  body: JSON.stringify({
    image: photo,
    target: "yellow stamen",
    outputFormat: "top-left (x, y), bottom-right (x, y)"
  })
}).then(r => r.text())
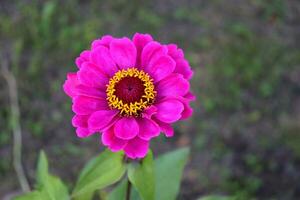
top-left (106, 68), bottom-right (156, 116)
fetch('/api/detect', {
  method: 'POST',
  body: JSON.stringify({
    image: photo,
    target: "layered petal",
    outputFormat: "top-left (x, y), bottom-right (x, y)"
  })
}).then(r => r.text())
top-left (141, 41), bottom-right (168, 69)
top-left (142, 105), bottom-right (158, 119)
top-left (63, 73), bottom-right (107, 99)
top-left (75, 85), bottom-right (106, 99)
top-left (110, 38), bottom-right (137, 69)
top-left (102, 127), bottom-right (127, 152)
top-left (72, 115), bottom-right (95, 138)
top-left (177, 96), bottom-right (194, 120)
top-left (63, 73), bottom-right (80, 97)
top-left (72, 115), bottom-right (89, 128)
top-left (156, 73), bottom-right (190, 98)
top-left (114, 117), bottom-right (139, 140)
top-left (173, 59), bottom-right (193, 80)
top-left (91, 46), bottom-right (118, 76)
top-left (124, 137), bottom-right (149, 159)
top-left (72, 96), bottom-right (108, 115)
top-left (167, 44), bottom-right (184, 59)
top-left (137, 118), bottom-right (160, 140)
top-left (76, 127), bottom-right (93, 138)
top-left (156, 121), bottom-right (174, 137)
top-left (146, 55), bottom-right (175, 82)
top-left (91, 35), bottom-right (114, 49)
top-left (78, 62), bottom-right (108, 88)
top-left (154, 99), bottom-right (184, 123)
top-left (75, 50), bottom-right (90, 69)
top-left (133, 33), bottom-right (153, 67)
top-left (88, 110), bottom-right (119, 131)
top-left (167, 44), bottom-right (193, 80)
top-left (185, 92), bottom-right (196, 101)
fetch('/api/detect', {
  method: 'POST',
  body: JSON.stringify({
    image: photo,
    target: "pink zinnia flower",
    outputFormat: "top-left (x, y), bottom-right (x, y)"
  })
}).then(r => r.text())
top-left (63, 33), bottom-right (195, 159)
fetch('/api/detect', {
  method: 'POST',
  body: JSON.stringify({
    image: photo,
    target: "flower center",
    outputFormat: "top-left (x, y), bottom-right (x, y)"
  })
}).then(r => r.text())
top-left (106, 68), bottom-right (156, 116)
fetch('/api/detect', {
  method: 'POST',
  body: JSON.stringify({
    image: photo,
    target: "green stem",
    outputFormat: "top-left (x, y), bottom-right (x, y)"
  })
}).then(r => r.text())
top-left (125, 178), bottom-right (131, 200)
top-left (125, 155), bottom-right (131, 200)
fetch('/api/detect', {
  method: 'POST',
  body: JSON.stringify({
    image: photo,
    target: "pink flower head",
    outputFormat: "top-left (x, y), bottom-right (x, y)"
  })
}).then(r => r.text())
top-left (63, 33), bottom-right (195, 159)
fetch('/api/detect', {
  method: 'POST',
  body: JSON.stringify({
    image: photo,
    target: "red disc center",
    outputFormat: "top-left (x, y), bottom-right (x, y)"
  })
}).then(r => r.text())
top-left (114, 77), bottom-right (145, 104)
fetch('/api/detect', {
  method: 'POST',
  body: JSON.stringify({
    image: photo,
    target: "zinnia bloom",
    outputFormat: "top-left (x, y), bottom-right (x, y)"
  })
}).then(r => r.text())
top-left (63, 33), bottom-right (194, 159)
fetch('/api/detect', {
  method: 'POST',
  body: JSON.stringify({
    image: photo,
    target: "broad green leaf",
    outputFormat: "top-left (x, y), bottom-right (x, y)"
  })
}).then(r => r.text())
top-left (41, 175), bottom-right (69, 200)
top-left (72, 150), bottom-right (126, 198)
top-left (13, 191), bottom-right (43, 200)
top-left (107, 179), bottom-right (127, 200)
top-left (128, 151), bottom-right (155, 200)
top-left (74, 191), bottom-right (94, 200)
top-left (154, 147), bottom-right (190, 200)
top-left (130, 186), bottom-right (142, 200)
top-left (107, 179), bottom-right (141, 200)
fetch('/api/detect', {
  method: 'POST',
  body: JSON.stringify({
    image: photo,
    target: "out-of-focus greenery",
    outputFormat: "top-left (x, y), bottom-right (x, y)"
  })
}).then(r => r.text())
top-left (0, 0), bottom-right (300, 199)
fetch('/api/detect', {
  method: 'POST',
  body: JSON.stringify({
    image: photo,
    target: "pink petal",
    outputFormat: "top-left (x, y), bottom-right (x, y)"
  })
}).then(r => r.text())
top-left (72, 96), bottom-right (109, 115)
top-left (75, 85), bottom-right (107, 99)
top-left (141, 41), bottom-right (168, 69)
top-left (91, 35), bottom-right (114, 49)
top-left (133, 33), bottom-right (153, 67)
top-left (72, 115), bottom-right (89, 128)
top-left (76, 127), bottom-right (94, 138)
top-left (110, 38), bottom-right (137, 69)
top-left (146, 55), bottom-right (175, 82)
top-left (137, 118), bottom-right (160, 140)
top-left (156, 121), bottom-right (174, 137)
top-left (174, 59), bottom-right (193, 80)
top-left (101, 127), bottom-right (127, 152)
top-left (78, 62), bottom-right (109, 89)
top-left (75, 50), bottom-right (91, 68)
top-left (172, 94), bottom-right (195, 120)
top-left (142, 105), bottom-right (158, 119)
top-left (167, 44), bottom-right (184, 59)
top-left (167, 44), bottom-right (193, 80)
top-left (124, 137), bottom-right (149, 159)
top-left (114, 117), bottom-right (139, 140)
top-left (88, 110), bottom-right (119, 131)
top-left (91, 46), bottom-right (118, 76)
top-left (185, 92), bottom-right (196, 101)
top-left (154, 99), bottom-right (184, 123)
top-left (178, 97), bottom-right (194, 120)
top-left (63, 73), bottom-right (80, 98)
top-left (156, 73), bottom-right (190, 98)
top-left (181, 103), bottom-right (193, 120)
top-left (63, 73), bottom-right (107, 99)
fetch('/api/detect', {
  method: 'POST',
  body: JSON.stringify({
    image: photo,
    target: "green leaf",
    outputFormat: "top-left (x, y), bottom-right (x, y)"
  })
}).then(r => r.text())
top-left (36, 150), bottom-right (48, 187)
top-left (72, 150), bottom-right (126, 198)
top-left (13, 191), bottom-right (43, 200)
top-left (73, 191), bottom-right (94, 200)
top-left (107, 179), bottom-right (141, 200)
top-left (37, 151), bottom-right (69, 200)
top-left (154, 147), bottom-right (190, 200)
top-left (107, 179), bottom-right (127, 200)
top-left (41, 175), bottom-right (69, 200)
top-left (128, 151), bottom-right (155, 200)
top-left (14, 151), bottom-right (69, 200)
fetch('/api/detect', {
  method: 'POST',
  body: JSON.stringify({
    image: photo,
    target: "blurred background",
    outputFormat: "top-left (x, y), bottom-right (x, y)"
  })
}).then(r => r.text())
top-left (0, 0), bottom-right (300, 199)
